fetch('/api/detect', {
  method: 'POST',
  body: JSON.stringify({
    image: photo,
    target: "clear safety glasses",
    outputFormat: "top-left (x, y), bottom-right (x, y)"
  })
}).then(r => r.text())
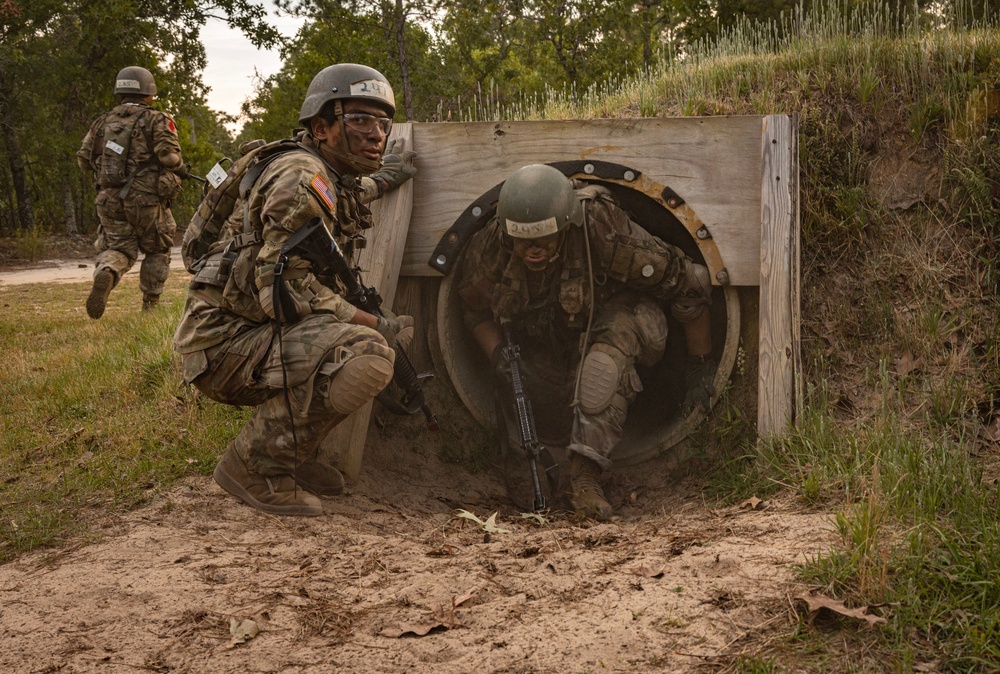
top-left (341, 113), bottom-right (393, 135)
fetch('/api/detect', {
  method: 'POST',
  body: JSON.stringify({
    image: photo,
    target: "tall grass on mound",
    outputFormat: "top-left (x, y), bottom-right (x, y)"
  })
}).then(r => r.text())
top-left (0, 275), bottom-right (247, 562)
top-left (712, 368), bottom-right (999, 671)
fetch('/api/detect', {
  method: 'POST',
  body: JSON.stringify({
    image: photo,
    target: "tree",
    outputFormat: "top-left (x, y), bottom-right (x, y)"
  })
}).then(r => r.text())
top-left (0, 0), bottom-right (279, 234)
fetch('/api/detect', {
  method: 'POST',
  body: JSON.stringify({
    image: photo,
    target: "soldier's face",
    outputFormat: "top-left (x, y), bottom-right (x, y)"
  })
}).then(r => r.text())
top-left (512, 232), bottom-right (561, 271)
top-left (311, 100), bottom-right (389, 172)
top-left (340, 101), bottom-right (388, 162)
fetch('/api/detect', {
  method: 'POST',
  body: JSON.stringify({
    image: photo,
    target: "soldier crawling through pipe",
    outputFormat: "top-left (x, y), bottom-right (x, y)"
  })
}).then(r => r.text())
top-left (456, 164), bottom-right (716, 521)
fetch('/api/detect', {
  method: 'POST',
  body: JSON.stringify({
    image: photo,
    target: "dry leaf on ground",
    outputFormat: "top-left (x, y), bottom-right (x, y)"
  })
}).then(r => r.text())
top-left (796, 592), bottom-right (888, 628)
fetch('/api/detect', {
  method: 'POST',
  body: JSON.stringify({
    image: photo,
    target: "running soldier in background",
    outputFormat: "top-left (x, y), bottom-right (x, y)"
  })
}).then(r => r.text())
top-left (77, 66), bottom-right (188, 317)
top-left (457, 164), bottom-right (716, 521)
top-left (173, 64), bottom-right (417, 517)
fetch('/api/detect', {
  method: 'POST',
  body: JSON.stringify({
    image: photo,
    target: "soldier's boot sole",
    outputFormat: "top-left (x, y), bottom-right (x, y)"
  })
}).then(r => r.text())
top-left (86, 269), bottom-right (115, 319)
top-left (213, 448), bottom-right (323, 517)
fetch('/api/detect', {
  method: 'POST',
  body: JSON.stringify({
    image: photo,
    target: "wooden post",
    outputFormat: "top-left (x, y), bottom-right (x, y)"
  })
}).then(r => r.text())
top-left (757, 115), bottom-right (800, 435)
top-left (317, 123), bottom-right (415, 480)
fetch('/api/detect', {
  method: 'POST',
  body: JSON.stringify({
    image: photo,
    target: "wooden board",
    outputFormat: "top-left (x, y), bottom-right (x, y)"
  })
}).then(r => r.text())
top-left (757, 115), bottom-right (800, 435)
top-left (317, 123), bottom-right (415, 480)
top-left (402, 117), bottom-right (764, 285)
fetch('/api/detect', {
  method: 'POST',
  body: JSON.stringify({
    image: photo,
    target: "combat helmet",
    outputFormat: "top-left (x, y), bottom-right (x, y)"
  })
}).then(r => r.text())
top-left (298, 63), bottom-right (395, 174)
top-left (497, 164), bottom-right (583, 239)
top-left (298, 63), bottom-right (395, 126)
top-left (114, 66), bottom-right (157, 97)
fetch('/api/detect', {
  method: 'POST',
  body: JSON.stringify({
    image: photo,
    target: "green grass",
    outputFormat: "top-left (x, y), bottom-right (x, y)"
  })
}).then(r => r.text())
top-left (0, 274), bottom-right (248, 561)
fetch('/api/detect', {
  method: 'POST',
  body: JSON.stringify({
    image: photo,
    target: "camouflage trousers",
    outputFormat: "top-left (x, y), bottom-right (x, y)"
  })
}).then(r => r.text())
top-left (94, 189), bottom-right (176, 296)
top-left (511, 292), bottom-right (667, 470)
top-left (181, 314), bottom-right (394, 476)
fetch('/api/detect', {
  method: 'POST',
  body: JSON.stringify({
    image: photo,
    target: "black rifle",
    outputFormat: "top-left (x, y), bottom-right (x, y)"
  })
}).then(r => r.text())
top-left (499, 321), bottom-right (553, 512)
top-left (290, 217), bottom-right (438, 430)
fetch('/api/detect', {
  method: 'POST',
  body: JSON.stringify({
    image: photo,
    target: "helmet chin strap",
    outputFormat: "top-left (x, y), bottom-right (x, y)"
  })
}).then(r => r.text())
top-left (319, 101), bottom-right (383, 175)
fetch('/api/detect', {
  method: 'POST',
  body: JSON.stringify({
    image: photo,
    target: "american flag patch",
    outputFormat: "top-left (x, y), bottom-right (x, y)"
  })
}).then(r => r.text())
top-left (310, 174), bottom-right (337, 211)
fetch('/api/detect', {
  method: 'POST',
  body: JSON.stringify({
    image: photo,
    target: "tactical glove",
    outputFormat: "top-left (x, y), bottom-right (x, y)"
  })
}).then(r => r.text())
top-left (174, 163), bottom-right (191, 179)
top-left (490, 344), bottom-right (512, 390)
top-left (682, 354), bottom-right (717, 414)
top-left (375, 310), bottom-right (413, 353)
top-left (373, 138), bottom-right (417, 195)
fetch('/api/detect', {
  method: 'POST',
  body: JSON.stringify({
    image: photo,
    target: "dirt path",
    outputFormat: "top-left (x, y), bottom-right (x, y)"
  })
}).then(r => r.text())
top-left (0, 247), bottom-right (184, 286)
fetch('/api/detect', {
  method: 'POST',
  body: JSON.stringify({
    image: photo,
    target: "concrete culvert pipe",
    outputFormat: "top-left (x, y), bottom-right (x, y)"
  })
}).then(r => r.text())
top-left (430, 161), bottom-right (741, 469)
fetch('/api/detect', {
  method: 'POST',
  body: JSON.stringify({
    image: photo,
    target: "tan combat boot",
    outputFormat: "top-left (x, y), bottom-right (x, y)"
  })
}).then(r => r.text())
top-left (142, 293), bottom-right (160, 311)
top-left (295, 458), bottom-right (345, 496)
top-left (86, 268), bottom-right (115, 319)
top-left (569, 453), bottom-right (614, 521)
top-left (213, 447), bottom-right (323, 516)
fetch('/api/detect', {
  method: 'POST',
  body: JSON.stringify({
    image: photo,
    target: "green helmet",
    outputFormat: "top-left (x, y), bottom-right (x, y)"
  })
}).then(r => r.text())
top-left (114, 66), bottom-right (156, 96)
top-left (497, 164), bottom-right (583, 238)
top-left (298, 63), bottom-right (395, 126)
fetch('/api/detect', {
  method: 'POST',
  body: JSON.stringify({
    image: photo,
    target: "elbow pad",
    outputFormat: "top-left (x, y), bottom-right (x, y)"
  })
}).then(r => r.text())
top-left (160, 151), bottom-right (183, 170)
top-left (670, 260), bottom-right (712, 323)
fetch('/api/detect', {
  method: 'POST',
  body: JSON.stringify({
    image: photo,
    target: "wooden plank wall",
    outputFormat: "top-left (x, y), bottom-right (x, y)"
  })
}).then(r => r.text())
top-left (757, 115), bottom-right (800, 434)
top-left (402, 118), bottom-right (765, 285)
top-left (318, 124), bottom-right (414, 479)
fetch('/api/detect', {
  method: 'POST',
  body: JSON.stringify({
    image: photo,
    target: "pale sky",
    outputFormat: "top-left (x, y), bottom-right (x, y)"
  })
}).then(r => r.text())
top-left (200, 5), bottom-right (306, 128)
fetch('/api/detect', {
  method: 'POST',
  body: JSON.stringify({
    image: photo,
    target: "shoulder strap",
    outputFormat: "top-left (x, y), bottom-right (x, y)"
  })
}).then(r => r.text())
top-left (239, 143), bottom-right (314, 237)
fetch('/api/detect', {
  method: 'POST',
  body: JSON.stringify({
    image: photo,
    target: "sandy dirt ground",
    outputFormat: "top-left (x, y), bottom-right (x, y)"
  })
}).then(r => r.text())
top-left (0, 409), bottom-right (836, 674)
top-left (0, 258), bottom-right (837, 674)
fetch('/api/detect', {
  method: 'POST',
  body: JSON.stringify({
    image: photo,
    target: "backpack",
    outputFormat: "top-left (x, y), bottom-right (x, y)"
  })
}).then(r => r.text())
top-left (181, 138), bottom-right (305, 272)
top-left (96, 108), bottom-right (150, 188)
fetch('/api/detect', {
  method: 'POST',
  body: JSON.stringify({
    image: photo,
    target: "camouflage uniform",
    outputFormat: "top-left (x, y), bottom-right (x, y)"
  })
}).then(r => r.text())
top-left (77, 101), bottom-right (184, 299)
top-left (173, 134), bottom-right (394, 478)
top-left (458, 183), bottom-right (709, 470)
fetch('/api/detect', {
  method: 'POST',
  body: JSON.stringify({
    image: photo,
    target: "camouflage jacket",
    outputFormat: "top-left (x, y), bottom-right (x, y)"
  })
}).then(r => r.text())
top-left (174, 135), bottom-right (373, 354)
top-left (76, 102), bottom-right (184, 199)
top-left (458, 183), bottom-right (698, 352)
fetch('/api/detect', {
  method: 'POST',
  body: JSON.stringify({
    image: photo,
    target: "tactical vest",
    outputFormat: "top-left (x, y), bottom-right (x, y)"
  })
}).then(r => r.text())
top-left (95, 107), bottom-right (152, 189)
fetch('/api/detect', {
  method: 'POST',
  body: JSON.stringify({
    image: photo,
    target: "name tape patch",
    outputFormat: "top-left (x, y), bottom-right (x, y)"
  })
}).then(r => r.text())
top-left (206, 163), bottom-right (228, 189)
top-left (505, 217), bottom-right (559, 239)
top-left (116, 79), bottom-right (140, 90)
top-left (350, 79), bottom-right (394, 105)
top-left (105, 140), bottom-right (125, 155)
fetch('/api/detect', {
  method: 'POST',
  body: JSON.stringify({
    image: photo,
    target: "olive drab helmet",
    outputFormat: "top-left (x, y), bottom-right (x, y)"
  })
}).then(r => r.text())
top-left (497, 164), bottom-right (584, 239)
top-left (298, 63), bottom-right (396, 175)
top-left (113, 66), bottom-right (157, 97)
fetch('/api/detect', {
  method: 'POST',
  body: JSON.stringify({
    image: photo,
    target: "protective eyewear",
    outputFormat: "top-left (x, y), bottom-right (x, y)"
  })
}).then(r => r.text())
top-left (341, 112), bottom-right (393, 135)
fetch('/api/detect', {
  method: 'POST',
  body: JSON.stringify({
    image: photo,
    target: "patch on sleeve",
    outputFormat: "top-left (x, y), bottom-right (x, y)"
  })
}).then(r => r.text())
top-left (310, 174), bottom-right (337, 212)
top-left (167, 117), bottom-right (176, 133)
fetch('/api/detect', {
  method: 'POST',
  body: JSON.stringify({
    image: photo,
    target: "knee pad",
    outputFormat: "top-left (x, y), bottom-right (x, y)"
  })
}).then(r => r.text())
top-left (321, 344), bottom-right (394, 415)
top-left (579, 343), bottom-right (629, 415)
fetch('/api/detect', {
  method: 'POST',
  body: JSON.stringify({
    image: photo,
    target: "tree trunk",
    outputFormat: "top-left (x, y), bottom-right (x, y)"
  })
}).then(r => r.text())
top-left (393, 0), bottom-right (414, 119)
top-left (0, 72), bottom-right (34, 231)
top-left (62, 176), bottom-right (77, 234)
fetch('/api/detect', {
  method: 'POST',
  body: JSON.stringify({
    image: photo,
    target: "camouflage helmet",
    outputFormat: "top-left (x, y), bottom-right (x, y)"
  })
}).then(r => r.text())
top-left (497, 164), bottom-right (583, 239)
top-left (298, 63), bottom-right (395, 126)
top-left (114, 66), bottom-right (157, 96)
